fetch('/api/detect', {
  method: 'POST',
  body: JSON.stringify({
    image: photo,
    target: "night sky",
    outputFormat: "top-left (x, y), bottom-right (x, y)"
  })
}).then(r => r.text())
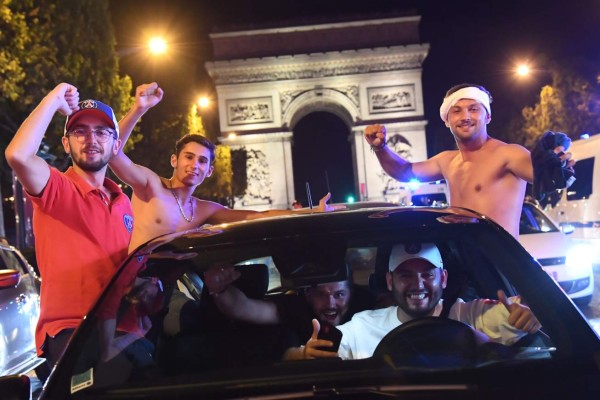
top-left (110, 0), bottom-right (600, 203)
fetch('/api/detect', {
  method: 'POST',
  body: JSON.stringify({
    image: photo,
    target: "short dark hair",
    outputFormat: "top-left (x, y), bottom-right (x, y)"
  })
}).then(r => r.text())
top-left (445, 83), bottom-right (493, 104)
top-left (174, 134), bottom-right (216, 164)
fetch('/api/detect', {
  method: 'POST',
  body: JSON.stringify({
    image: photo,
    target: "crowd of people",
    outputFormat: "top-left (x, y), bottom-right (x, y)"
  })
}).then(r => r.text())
top-left (5, 81), bottom-right (572, 373)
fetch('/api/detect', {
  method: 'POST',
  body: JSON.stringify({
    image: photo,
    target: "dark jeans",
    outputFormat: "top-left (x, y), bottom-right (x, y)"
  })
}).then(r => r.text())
top-left (44, 328), bottom-right (76, 367)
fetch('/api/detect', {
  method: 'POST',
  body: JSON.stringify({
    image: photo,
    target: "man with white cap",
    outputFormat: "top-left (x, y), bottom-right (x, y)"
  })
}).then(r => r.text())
top-left (5, 83), bottom-right (133, 367)
top-left (302, 242), bottom-right (541, 360)
top-left (364, 83), bottom-right (574, 238)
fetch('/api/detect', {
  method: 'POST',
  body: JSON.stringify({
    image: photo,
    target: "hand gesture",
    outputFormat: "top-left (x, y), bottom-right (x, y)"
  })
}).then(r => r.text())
top-left (301, 319), bottom-right (340, 359)
top-left (364, 124), bottom-right (387, 149)
top-left (317, 192), bottom-right (347, 212)
top-left (498, 290), bottom-right (542, 334)
top-left (204, 264), bottom-right (240, 295)
top-left (135, 82), bottom-right (164, 110)
top-left (553, 145), bottom-right (576, 172)
top-left (52, 83), bottom-right (80, 116)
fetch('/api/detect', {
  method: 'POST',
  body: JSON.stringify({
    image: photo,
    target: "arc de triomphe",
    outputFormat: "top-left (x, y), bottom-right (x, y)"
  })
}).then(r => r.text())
top-left (206, 15), bottom-right (429, 209)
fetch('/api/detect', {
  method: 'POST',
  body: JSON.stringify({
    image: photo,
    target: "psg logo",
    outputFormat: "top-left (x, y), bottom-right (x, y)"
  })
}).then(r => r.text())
top-left (80, 99), bottom-right (98, 109)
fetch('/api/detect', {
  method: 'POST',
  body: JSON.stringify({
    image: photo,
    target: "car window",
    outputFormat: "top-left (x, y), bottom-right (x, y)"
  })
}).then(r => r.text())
top-left (0, 246), bottom-right (26, 274)
top-left (566, 157), bottom-right (594, 200)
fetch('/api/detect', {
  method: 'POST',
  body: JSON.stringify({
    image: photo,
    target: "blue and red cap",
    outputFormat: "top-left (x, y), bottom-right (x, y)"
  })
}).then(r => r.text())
top-left (64, 99), bottom-right (119, 135)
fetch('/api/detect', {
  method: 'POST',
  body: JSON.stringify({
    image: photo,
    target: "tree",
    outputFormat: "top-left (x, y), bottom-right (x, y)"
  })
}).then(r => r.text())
top-left (1, 0), bottom-right (133, 240)
top-left (511, 63), bottom-right (600, 149)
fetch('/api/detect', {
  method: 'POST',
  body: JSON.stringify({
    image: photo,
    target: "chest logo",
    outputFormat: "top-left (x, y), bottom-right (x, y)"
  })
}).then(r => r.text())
top-left (123, 214), bottom-right (134, 233)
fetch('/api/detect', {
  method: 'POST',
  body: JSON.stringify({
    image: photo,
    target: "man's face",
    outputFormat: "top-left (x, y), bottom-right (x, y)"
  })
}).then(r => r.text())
top-left (304, 281), bottom-right (351, 326)
top-left (445, 99), bottom-right (490, 142)
top-left (387, 258), bottom-right (447, 319)
top-left (170, 141), bottom-right (214, 187)
top-left (63, 115), bottom-right (119, 172)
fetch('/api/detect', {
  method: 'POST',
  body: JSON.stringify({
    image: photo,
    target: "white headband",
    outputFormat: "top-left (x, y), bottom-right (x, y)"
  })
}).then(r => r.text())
top-left (439, 87), bottom-right (491, 122)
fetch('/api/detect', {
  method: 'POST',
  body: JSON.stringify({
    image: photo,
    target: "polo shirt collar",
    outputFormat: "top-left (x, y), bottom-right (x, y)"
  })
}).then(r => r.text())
top-left (64, 167), bottom-right (122, 196)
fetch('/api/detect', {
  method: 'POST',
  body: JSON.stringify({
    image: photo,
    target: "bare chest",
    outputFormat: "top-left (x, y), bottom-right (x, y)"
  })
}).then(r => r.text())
top-left (444, 154), bottom-right (506, 195)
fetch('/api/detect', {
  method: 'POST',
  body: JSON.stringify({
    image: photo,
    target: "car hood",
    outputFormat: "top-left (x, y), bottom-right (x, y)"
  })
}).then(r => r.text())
top-left (518, 232), bottom-right (566, 260)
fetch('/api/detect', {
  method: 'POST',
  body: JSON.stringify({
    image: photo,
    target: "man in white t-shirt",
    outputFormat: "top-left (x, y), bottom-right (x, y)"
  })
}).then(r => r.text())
top-left (300, 242), bottom-right (541, 360)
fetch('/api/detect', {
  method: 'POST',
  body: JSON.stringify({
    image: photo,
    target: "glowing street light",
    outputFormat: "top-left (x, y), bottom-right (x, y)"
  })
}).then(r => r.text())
top-left (516, 64), bottom-right (531, 77)
top-left (197, 96), bottom-right (210, 108)
top-left (148, 37), bottom-right (167, 55)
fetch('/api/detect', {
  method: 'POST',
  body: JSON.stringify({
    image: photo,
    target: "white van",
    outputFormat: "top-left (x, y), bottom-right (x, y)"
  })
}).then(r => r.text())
top-left (545, 134), bottom-right (600, 269)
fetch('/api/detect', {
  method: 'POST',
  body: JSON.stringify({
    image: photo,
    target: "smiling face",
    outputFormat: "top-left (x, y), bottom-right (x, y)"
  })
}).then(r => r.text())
top-left (304, 281), bottom-right (352, 326)
top-left (445, 99), bottom-right (491, 143)
top-left (62, 115), bottom-right (119, 172)
top-left (387, 258), bottom-right (447, 319)
top-left (170, 141), bottom-right (214, 187)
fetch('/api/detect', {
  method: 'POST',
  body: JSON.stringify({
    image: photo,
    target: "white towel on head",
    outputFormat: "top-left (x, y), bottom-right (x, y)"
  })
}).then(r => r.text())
top-left (439, 87), bottom-right (491, 122)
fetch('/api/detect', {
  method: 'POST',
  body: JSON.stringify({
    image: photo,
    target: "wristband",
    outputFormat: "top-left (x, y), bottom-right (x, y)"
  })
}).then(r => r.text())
top-left (370, 143), bottom-right (386, 153)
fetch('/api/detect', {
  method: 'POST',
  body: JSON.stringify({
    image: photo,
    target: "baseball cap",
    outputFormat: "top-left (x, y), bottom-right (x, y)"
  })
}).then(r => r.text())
top-left (389, 242), bottom-right (443, 272)
top-left (64, 99), bottom-right (119, 135)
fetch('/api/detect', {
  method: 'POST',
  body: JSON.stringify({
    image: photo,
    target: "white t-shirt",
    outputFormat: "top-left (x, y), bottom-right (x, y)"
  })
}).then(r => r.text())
top-left (337, 297), bottom-right (525, 360)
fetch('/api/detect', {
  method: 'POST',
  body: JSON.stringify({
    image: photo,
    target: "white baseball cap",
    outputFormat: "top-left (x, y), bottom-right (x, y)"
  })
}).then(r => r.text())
top-left (389, 243), bottom-right (443, 272)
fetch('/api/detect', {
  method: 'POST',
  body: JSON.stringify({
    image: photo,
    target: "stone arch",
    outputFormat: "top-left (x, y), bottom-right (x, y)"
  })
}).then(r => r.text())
top-left (283, 88), bottom-right (359, 130)
top-left (207, 16), bottom-right (430, 209)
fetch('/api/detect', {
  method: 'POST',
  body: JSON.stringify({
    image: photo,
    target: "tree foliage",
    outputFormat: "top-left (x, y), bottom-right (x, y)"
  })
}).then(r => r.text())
top-left (1, 0), bottom-right (134, 235)
top-left (511, 64), bottom-right (600, 149)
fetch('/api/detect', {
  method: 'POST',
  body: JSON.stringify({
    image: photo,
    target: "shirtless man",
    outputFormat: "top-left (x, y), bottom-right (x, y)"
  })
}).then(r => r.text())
top-left (111, 82), bottom-right (342, 252)
top-left (364, 83), bottom-right (574, 238)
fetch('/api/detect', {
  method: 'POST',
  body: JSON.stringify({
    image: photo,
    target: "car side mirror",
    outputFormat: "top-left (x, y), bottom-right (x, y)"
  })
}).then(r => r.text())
top-left (560, 224), bottom-right (575, 235)
top-left (0, 269), bottom-right (21, 289)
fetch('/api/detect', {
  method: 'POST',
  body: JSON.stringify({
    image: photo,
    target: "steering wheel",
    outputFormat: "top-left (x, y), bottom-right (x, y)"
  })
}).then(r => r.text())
top-left (373, 317), bottom-right (496, 368)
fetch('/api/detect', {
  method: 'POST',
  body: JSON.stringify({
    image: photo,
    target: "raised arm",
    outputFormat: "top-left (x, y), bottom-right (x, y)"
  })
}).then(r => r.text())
top-left (5, 83), bottom-right (79, 195)
top-left (364, 124), bottom-right (443, 182)
top-left (206, 193), bottom-right (346, 225)
top-left (203, 264), bottom-right (280, 324)
top-left (109, 82), bottom-right (164, 192)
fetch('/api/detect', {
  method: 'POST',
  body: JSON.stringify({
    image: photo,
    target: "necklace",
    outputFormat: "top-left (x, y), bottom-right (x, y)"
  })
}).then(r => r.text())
top-left (169, 181), bottom-right (194, 223)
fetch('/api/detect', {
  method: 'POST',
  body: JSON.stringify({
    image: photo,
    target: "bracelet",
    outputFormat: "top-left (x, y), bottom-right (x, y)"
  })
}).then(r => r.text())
top-left (370, 143), bottom-right (386, 153)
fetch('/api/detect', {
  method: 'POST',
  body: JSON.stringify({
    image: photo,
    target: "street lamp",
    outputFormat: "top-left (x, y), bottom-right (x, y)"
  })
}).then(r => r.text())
top-left (516, 64), bottom-right (531, 77)
top-left (148, 37), bottom-right (168, 55)
top-left (197, 96), bottom-right (210, 109)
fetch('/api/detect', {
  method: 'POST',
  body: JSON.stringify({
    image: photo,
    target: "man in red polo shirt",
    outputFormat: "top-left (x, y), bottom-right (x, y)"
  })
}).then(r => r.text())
top-left (5, 83), bottom-right (134, 367)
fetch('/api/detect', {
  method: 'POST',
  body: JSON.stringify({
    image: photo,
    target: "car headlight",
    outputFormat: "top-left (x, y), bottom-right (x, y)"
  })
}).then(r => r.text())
top-left (566, 243), bottom-right (593, 273)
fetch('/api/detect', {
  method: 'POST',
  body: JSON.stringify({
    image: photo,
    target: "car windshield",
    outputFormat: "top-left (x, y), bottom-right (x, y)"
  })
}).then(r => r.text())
top-left (519, 203), bottom-right (559, 235)
top-left (57, 208), bottom-right (598, 399)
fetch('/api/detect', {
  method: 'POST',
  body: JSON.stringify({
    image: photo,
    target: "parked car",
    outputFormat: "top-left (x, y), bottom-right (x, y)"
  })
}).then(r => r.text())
top-left (0, 240), bottom-right (44, 377)
top-left (4, 206), bottom-right (598, 399)
top-left (519, 201), bottom-right (595, 306)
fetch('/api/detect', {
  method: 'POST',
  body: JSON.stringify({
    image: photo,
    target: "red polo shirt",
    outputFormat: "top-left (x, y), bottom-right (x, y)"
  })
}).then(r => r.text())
top-left (29, 167), bottom-right (133, 356)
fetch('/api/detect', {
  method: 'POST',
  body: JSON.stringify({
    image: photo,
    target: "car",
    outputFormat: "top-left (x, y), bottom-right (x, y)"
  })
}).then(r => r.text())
top-left (518, 201), bottom-right (595, 306)
top-left (0, 240), bottom-right (44, 378)
top-left (4, 206), bottom-right (599, 399)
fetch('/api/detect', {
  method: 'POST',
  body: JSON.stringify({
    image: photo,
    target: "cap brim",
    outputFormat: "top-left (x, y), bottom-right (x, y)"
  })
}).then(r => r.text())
top-left (66, 109), bottom-right (116, 132)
